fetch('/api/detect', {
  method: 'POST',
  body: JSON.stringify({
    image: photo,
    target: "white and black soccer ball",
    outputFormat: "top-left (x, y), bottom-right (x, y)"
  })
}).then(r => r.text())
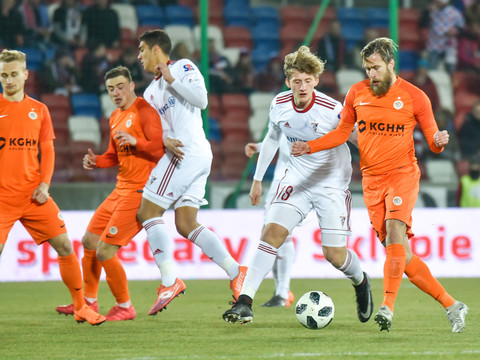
top-left (295, 291), bottom-right (335, 329)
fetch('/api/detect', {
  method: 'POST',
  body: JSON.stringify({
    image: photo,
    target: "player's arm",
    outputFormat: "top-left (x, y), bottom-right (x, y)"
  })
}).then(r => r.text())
top-left (130, 106), bottom-right (165, 162)
top-left (250, 126), bottom-right (281, 206)
top-left (93, 137), bottom-right (119, 168)
top-left (157, 61), bottom-right (208, 109)
top-left (33, 140), bottom-right (55, 204)
top-left (415, 91), bottom-right (447, 153)
top-left (291, 119), bottom-right (355, 156)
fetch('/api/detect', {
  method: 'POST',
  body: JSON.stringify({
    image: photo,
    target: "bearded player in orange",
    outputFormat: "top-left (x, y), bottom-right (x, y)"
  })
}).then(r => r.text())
top-left (291, 38), bottom-right (468, 333)
top-left (0, 49), bottom-right (105, 325)
top-left (55, 66), bottom-right (164, 320)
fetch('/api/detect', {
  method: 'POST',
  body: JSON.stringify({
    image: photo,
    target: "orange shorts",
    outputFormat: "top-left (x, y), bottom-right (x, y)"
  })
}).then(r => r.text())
top-left (87, 189), bottom-right (143, 246)
top-left (362, 163), bottom-right (420, 242)
top-left (0, 194), bottom-right (66, 245)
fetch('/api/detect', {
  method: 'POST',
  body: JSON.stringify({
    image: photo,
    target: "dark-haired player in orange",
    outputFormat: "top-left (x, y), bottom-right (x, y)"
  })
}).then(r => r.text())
top-left (55, 66), bottom-right (164, 321)
top-left (0, 49), bottom-right (105, 325)
top-left (291, 37), bottom-right (468, 333)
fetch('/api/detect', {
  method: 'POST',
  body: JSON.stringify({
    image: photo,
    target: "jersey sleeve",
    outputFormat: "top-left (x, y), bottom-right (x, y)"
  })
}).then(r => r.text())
top-left (135, 103), bottom-right (165, 162)
top-left (413, 89), bottom-right (443, 154)
top-left (170, 60), bottom-right (208, 109)
top-left (39, 104), bottom-right (55, 142)
top-left (40, 140), bottom-right (55, 185)
top-left (95, 136), bottom-right (119, 168)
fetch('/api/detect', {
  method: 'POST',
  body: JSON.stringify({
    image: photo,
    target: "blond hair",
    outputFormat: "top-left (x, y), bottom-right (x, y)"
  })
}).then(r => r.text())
top-left (0, 49), bottom-right (27, 67)
top-left (283, 46), bottom-right (325, 79)
top-left (360, 37), bottom-right (398, 65)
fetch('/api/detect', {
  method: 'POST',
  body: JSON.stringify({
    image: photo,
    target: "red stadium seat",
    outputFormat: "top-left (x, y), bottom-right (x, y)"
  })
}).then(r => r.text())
top-left (223, 26), bottom-right (253, 50)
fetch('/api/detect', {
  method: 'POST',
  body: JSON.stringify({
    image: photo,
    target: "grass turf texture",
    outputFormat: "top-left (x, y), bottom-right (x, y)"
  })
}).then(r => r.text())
top-left (0, 278), bottom-right (478, 360)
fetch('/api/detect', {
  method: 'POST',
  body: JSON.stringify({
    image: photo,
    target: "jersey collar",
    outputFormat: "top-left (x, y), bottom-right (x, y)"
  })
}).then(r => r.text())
top-left (292, 91), bottom-right (316, 113)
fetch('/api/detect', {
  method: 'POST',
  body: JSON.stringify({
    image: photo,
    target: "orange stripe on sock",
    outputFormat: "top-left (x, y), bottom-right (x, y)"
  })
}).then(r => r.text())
top-left (82, 249), bottom-right (102, 299)
top-left (101, 256), bottom-right (130, 304)
top-left (58, 253), bottom-right (85, 311)
top-left (405, 254), bottom-right (455, 308)
top-left (382, 244), bottom-right (406, 312)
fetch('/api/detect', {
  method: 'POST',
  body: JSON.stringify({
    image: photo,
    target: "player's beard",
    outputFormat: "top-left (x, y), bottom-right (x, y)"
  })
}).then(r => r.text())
top-left (370, 71), bottom-right (392, 96)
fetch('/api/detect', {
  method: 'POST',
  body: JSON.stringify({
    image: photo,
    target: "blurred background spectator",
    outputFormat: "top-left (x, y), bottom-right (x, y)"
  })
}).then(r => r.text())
top-left (208, 38), bottom-right (235, 94)
top-left (170, 41), bottom-right (197, 63)
top-left (20, 0), bottom-right (51, 49)
top-left (457, 100), bottom-right (480, 160)
top-left (316, 20), bottom-right (346, 71)
top-left (114, 46), bottom-right (149, 95)
top-left (51, 0), bottom-right (83, 50)
top-left (413, 59), bottom-right (441, 113)
top-left (81, 0), bottom-right (120, 48)
top-left (255, 55), bottom-right (285, 93)
top-left (233, 49), bottom-right (255, 94)
top-left (0, 0), bottom-right (26, 48)
top-left (80, 42), bottom-right (111, 94)
top-left (42, 48), bottom-right (82, 96)
top-left (458, 160), bottom-right (480, 206)
top-left (426, 0), bottom-right (465, 73)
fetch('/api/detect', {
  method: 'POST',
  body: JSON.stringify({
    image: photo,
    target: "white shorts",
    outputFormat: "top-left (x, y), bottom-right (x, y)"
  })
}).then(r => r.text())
top-left (265, 169), bottom-right (352, 237)
top-left (143, 153), bottom-right (211, 210)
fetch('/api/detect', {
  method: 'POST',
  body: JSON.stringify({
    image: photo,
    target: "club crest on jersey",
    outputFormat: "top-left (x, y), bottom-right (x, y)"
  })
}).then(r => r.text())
top-left (393, 99), bottom-right (403, 110)
top-left (311, 123), bottom-right (318, 131)
top-left (340, 216), bottom-right (346, 227)
top-left (284, 122), bottom-right (291, 128)
top-left (29, 111), bottom-right (37, 120)
top-left (126, 118), bottom-right (132, 128)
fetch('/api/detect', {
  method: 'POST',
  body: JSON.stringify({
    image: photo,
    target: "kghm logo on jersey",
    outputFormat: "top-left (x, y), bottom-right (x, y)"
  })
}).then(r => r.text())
top-left (0, 136), bottom-right (38, 150)
top-left (357, 119), bottom-right (405, 136)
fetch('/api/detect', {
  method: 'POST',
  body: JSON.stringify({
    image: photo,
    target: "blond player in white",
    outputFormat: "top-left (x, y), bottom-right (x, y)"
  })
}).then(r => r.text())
top-left (245, 136), bottom-right (296, 307)
top-left (223, 46), bottom-right (373, 325)
top-left (136, 29), bottom-right (247, 315)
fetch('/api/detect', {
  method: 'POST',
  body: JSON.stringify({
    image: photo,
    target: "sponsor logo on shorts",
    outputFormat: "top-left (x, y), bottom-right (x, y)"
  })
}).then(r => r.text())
top-left (58, 212), bottom-right (64, 221)
top-left (109, 226), bottom-right (118, 235)
top-left (393, 196), bottom-right (402, 206)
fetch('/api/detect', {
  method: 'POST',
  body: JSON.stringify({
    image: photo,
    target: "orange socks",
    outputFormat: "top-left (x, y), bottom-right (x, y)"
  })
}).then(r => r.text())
top-left (101, 256), bottom-right (130, 305)
top-left (82, 248), bottom-right (102, 299)
top-left (58, 253), bottom-right (85, 311)
top-left (382, 244), bottom-right (406, 312)
top-left (405, 254), bottom-right (455, 308)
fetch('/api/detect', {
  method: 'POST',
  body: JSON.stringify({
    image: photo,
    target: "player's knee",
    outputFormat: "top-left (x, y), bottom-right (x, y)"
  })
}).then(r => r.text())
top-left (323, 248), bottom-right (346, 268)
top-left (82, 232), bottom-right (97, 250)
top-left (49, 234), bottom-right (73, 257)
top-left (261, 223), bottom-right (289, 248)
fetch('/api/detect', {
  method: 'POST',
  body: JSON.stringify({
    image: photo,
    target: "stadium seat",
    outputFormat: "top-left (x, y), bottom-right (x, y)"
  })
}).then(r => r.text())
top-left (71, 93), bottom-right (101, 118)
top-left (68, 115), bottom-right (102, 149)
top-left (220, 47), bottom-right (241, 67)
top-left (194, 2), bottom-right (224, 27)
top-left (318, 70), bottom-right (338, 95)
top-left (399, 23), bottom-right (422, 51)
top-left (249, 91), bottom-right (275, 113)
top-left (223, 26), bottom-right (253, 49)
top-left (165, 5), bottom-right (195, 27)
top-left (251, 6), bottom-right (280, 28)
top-left (280, 23), bottom-right (309, 53)
top-left (24, 70), bottom-right (41, 98)
top-left (454, 90), bottom-right (479, 114)
top-left (309, 5), bottom-right (337, 24)
top-left (398, 50), bottom-right (419, 71)
top-left (100, 92), bottom-right (116, 119)
top-left (336, 69), bottom-right (365, 96)
top-left (208, 94), bottom-right (223, 120)
top-left (221, 93), bottom-right (251, 117)
top-left (248, 109), bottom-right (269, 141)
top-left (425, 159), bottom-right (458, 186)
top-left (194, 25), bottom-right (224, 52)
top-left (208, 117), bottom-right (222, 142)
top-left (19, 48), bottom-right (43, 71)
top-left (219, 110), bottom-right (250, 139)
top-left (136, 5), bottom-right (165, 27)
top-left (136, 25), bottom-right (158, 39)
top-left (251, 23), bottom-right (280, 51)
top-left (164, 25), bottom-right (196, 53)
top-left (280, 5), bottom-right (308, 27)
top-left (111, 3), bottom-right (138, 34)
top-left (120, 28), bottom-right (138, 49)
top-left (341, 22), bottom-right (366, 51)
top-left (365, 7), bottom-right (389, 28)
top-left (336, 7), bottom-right (365, 25)
top-left (224, 3), bottom-right (250, 27)
top-left (399, 8), bottom-right (420, 27)
top-left (252, 46), bottom-right (278, 73)
top-left (428, 69), bottom-right (455, 112)
top-left (41, 93), bottom-right (71, 113)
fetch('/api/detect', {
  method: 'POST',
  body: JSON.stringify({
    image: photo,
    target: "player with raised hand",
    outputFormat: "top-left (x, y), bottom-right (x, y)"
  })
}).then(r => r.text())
top-left (223, 46), bottom-right (372, 325)
top-left (291, 37), bottom-right (468, 333)
top-left (0, 49), bottom-right (105, 325)
top-left (137, 29), bottom-right (247, 315)
top-left (55, 66), bottom-right (164, 321)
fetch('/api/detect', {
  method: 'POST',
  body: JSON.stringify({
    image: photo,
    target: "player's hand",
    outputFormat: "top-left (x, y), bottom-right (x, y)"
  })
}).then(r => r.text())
top-left (165, 137), bottom-right (185, 160)
top-left (249, 180), bottom-right (263, 206)
top-left (83, 148), bottom-right (97, 170)
top-left (245, 143), bottom-right (258, 158)
top-left (434, 130), bottom-right (449, 148)
top-left (291, 141), bottom-right (310, 156)
top-left (32, 182), bottom-right (49, 204)
top-left (114, 130), bottom-right (137, 146)
top-left (154, 62), bottom-right (174, 84)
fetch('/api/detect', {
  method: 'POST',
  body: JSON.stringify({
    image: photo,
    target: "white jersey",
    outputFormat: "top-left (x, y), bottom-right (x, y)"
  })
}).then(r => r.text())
top-left (143, 59), bottom-right (212, 158)
top-left (254, 89), bottom-right (352, 190)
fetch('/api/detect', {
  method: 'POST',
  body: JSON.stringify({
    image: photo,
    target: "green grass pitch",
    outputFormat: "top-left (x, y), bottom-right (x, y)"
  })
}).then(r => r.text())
top-left (0, 277), bottom-right (478, 360)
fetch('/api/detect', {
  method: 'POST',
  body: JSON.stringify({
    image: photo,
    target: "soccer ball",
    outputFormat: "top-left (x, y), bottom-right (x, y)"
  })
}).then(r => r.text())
top-left (295, 291), bottom-right (335, 329)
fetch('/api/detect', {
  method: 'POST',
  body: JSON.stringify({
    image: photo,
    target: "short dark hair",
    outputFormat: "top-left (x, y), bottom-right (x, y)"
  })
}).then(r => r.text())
top-left (104, 66), bottom-right (132, 82)
top-left (138, 29), bottom-right (172, 55)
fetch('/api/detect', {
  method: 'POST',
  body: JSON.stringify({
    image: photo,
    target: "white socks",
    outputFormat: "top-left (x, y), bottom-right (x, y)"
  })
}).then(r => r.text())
top-left (241, 241), bottom-right (278, 299)
top-left (188, 226), bottom-right (239, 280)
top-left (143, 217), bottom-right (177, 287)
top-left (274, 236), bottom-right (295, 299)
top-left (338, 248), bottom-right (364, 286)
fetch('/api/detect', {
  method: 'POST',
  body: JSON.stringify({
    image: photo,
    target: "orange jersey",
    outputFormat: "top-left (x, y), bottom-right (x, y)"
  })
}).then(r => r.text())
top-left (95, 97), bottom-right (164, 195)
top-left (308, 77), bottom-right (443, 175)
top-left (0, 94), bottom-right (55, 195)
